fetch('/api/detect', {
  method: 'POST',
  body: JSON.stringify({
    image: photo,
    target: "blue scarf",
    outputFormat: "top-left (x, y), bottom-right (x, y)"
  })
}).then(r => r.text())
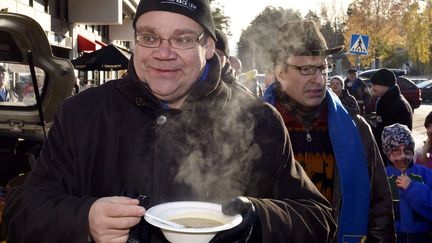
top-left (264, 84), bottom-right (370, 242)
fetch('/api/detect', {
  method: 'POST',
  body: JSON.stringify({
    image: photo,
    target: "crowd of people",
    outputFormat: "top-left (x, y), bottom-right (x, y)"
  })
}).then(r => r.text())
top-left (1, 0), bottom-right (431, 243)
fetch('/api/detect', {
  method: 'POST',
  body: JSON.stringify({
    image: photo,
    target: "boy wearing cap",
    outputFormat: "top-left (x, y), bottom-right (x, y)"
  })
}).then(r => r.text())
top-left (370, 68), bottom-right (413, 165)
top-left (382, 123), bottom-right (432, 243)
top-left (264, 21), bottom-right (395, 242)
top-left (3, 1), bottom-right (336, 243)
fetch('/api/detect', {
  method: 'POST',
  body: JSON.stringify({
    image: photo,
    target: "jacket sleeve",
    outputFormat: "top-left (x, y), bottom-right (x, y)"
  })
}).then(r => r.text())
top-left (3, 103), bottom-right (97, 243)
top-left (355, 115), bottom-right (396, 242)
top-left (247, 104), bottom-right (336, 243)
top-left (402, 168), bottom-right (432, 220)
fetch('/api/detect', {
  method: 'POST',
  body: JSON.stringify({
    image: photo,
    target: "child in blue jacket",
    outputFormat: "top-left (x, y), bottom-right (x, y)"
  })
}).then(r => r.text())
top-left (382, 123), bottom-right (432, 243)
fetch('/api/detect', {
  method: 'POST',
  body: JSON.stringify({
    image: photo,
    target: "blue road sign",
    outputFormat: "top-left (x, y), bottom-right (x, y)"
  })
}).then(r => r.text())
top-left (349, 34), bottom-right (369, 55)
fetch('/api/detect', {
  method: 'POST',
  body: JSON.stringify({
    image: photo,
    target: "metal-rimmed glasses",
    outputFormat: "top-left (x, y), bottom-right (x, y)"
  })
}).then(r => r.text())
top-left (135, 31), bottom-right (205, 50)
top-left (285, 62), bottom-right (333, 75)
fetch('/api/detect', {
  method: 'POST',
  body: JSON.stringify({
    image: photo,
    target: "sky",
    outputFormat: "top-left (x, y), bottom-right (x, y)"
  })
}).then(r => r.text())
top-left (213, 0), bottom-right (353, 55)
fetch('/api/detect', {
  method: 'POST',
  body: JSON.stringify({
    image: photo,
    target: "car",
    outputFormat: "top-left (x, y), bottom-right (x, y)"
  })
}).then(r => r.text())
top-left (417, 80), bottom-right (432, 102)
top-left (359, 69), bottom-right (422, 113)
top-left (0, 12), bottom-right (75, 238)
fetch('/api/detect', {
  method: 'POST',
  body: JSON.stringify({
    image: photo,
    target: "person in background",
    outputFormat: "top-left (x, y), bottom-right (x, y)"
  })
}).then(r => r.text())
top-left (344, 68), bottom-right (371, 114)
top-left (382, 123), bottom-right (432, 243)
top-left (215, 29), bottom-right (237, 85)
top-left (0, 66), bottom-right (16, 102)
top-left (329, 75), bottom-right (360, 114)
top-left (229, 55), bottom-right (242, 77)
top-left (263, 20), bottom-right (395, 242)
top-left (416, 111), bottom-right (432, 168)
top-left (371, 68), bottom-right (413, 166)
top-left (242, 69), bottom-right (263, 97)
top-left (3, 1), bottom-right (336, 242)
top-left (264, 65), bottom-right (275, 90)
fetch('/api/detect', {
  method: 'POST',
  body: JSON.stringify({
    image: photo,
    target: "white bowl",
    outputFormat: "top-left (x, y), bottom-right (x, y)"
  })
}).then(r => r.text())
top-left (144, 201), bottom-right (242, 243)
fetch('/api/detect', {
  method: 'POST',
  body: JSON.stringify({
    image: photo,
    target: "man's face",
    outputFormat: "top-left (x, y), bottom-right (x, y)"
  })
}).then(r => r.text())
top-left (388, 144), bottom-right (414, 172)
top-left (229, 57), bottom-right (242, 76)
top-left (371, 84), bottom-right (388, 97)
top-left (133, 11), bottom-right (215, 105)
top-left (275, 56), bottom-right (327, 107)
top-left (347, 72), bottom-right (357, 80)
top-left (215, 49), bottom-right (226, 67)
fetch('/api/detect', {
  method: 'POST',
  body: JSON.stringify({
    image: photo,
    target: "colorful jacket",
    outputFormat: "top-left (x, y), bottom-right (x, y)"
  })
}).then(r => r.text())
top-left (264, 82), bottom-right (395, 243)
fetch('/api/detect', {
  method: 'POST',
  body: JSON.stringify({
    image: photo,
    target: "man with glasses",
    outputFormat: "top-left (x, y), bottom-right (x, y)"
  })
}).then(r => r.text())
top-left (3, 2), bottom-right (336, 243)
top-left (263, 21), bottom-right (395, 243)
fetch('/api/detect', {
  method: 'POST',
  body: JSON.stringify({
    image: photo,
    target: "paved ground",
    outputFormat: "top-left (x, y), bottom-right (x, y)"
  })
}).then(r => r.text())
top-left (412, 102), bottom-right (431, 151)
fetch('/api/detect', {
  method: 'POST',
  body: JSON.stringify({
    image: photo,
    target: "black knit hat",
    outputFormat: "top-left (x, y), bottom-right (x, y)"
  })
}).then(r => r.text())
top-left (215, 29), bottom-right (229, 57)
top-left (132, 0), bottom-right (216, 40)
top-left (370, 68), bottom-right (396, 86)
top-left (347, 68), bottom-right (357, 73)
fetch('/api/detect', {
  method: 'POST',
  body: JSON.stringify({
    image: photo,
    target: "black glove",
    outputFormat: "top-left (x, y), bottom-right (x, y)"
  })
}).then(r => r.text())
top-left (122, 188), bottom-right (151, 243)
top-left (210, 196), bottom-right (262, 243)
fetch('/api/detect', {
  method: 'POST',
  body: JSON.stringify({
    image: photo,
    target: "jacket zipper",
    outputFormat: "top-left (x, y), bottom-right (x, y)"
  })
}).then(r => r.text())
top-left (306, 128), bottom-right (312, 142)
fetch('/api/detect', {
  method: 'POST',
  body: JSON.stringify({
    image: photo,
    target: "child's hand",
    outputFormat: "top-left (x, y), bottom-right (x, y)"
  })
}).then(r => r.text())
top-left (396, 174), bottom-right (411, 190)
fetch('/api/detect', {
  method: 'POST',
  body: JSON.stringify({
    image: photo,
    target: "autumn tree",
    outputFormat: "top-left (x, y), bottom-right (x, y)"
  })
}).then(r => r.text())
top-left (210, 0), bottom-right (231, 34)
top-left (402, 1), bottom-right (431, 74)
top-left (236, 7), bottom-right (302, 72)
top-left (345, 0), bottom-right (406, 69)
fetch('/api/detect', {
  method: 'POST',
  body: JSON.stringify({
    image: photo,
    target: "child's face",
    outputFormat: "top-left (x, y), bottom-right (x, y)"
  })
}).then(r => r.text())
top-left (389, 144), bottom-right (414, 172)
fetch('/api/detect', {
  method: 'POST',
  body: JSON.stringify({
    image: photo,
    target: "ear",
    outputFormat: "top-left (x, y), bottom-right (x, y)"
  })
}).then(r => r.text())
top-left (274, 64), bottom-right (286, 81)
top-left (205, 38), bottom-right (216, 60)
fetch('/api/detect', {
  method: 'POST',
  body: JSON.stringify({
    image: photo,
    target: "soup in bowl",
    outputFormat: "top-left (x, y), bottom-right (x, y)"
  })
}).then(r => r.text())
top-left (144, 201), bottom-right (243, 243)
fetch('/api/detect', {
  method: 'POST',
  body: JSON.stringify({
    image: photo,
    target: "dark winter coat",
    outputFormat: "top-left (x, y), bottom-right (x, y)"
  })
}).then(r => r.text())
top-left (374, 85), bottom-right (413, 162)
top-left (3, 56), bottom-right (336, 243)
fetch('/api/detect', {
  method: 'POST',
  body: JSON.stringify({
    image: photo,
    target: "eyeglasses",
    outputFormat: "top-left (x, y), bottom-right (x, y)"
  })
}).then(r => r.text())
top-left (285, 62), bottom-right (333, 75)
top-left (135, 31), bottom-right (205, 50)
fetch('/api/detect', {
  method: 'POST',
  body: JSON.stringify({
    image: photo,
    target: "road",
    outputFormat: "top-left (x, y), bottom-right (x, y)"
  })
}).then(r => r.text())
top-left (413, 102), bottom-right (431, 150)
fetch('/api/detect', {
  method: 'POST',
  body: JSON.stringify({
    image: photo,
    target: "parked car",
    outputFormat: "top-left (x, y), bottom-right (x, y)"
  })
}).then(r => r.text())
top-left (0, 12), bottom-right (75, 239)
top-left (358, 69), bottom-right (422, 113)
top-left (417, 80), bottom-right (432, 102)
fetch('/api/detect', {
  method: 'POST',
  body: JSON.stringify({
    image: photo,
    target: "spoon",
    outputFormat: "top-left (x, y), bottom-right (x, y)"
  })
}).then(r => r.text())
top-left (145, 213), bottom-right (186, 228)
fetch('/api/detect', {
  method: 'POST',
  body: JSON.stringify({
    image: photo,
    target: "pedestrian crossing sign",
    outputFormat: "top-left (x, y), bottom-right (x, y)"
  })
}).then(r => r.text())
top-left (349, 34), bottom-right (369, 55)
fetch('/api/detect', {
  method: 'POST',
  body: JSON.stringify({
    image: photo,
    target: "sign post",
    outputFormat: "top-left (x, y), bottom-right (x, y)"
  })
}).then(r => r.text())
top-left (349, 34), bottom-right (370, 69)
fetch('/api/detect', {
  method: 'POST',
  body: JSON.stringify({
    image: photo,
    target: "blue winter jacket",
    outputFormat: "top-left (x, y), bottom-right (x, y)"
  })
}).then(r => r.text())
top-left (386, 163), bottom-right (432, 233)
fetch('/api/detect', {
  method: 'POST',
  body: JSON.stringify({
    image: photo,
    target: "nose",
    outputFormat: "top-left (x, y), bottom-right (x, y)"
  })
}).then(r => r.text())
top-left (154, 39), bottom-right (175, 59)
top-left (311, 69), bottom-right (326, 84)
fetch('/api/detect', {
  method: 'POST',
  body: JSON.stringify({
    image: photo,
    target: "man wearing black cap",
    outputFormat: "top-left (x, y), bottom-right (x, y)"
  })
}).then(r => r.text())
top-left (370, 68), bottom-right (413, 164)
top-left (263, 21), bottom-right (395, 242)
top-left (3, 1), bottom-right (336, 243)
top-left (344, 68), bottom-right (371, 114)
top-left (215, 29), bottom-right (237, 85)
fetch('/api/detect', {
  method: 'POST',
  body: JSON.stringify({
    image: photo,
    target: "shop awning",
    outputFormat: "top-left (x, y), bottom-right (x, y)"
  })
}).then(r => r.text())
top-left (77, 34), bottom-right (96, 52)
top-left (71, 44), bottom-right (131, 71)
top-left (95, 40), bottom-right (107, 47)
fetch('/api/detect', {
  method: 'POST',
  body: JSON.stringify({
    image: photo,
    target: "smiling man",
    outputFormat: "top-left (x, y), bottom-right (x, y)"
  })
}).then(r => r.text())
top-left (263, 21), bottom-right (395, 243)
top-left (3, 1), bottom-right (336, 243)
